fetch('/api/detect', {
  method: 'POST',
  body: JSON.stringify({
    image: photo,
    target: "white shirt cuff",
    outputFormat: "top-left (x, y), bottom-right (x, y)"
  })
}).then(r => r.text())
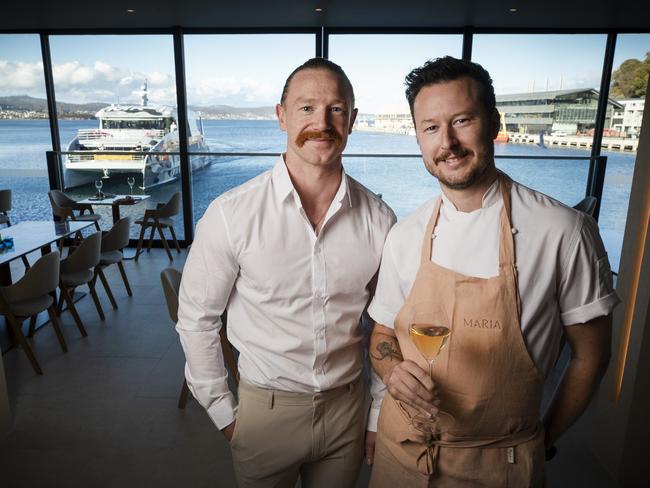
top-left (367, 302), bottom-right (397, 329)
top-left (560, 292), bottom-right (620, 325)
top-left (367, 406), bottom-right (380, 432)
top-left (205, 392), bottom-right (238, 430)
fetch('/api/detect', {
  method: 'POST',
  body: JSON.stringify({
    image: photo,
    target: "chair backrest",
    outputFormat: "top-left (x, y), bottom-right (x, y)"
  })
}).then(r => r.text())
top-left (60, 231), bottom-right (102, 274)
top-left (161, 267), bottom-right (239, 385)
top-left (102, 217), bottom-right (131, 253)
top-left (155, 192), bottom-right (182, 219)
top-left (0, 189), bottom-right (11, 212)
top-left (160, 268), bottom-right (182, 323)
top-left (573, 196), bottom-right (598, 217)
top-left (48, 190), bottom-right (75, 220)
top-left (0, 251), bottom-right (60, 306)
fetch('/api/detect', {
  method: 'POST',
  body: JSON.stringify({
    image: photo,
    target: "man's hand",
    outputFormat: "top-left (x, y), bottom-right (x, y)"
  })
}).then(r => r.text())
top-left (384, 359), bottom-right (440, 417)
top-left (365, 431), bottom-right (376, 465)
top-left (222, 420), bottom-right (236, 443)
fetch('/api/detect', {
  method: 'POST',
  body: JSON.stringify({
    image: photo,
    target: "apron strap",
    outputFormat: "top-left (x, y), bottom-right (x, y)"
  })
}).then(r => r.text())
top-left (420, 196), bottom-right (443, 265)
top-left (498, 173), bottom-right (516, 268)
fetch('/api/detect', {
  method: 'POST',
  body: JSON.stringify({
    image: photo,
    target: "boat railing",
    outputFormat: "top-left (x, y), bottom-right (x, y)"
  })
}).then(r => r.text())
top-left (77, 128), bottom-right (166, 141)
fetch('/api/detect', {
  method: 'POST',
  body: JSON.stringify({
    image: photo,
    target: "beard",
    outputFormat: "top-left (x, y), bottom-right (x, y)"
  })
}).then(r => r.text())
top-left (429, 146), bottom-right (493, 190)
top-left (295, 129), bottom-right (343, 148)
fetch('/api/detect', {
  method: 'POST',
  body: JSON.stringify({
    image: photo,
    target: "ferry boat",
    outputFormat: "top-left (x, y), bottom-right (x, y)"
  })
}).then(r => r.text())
top-left (63, 82), bottom-right (209, 190)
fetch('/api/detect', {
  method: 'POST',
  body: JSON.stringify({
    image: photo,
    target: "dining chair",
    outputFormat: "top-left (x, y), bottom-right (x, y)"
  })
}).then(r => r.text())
top-left (572, 196), bottom-right (598, 217)
top-left (135, 192), bottom-right (182, 261)
top-left (160, 267), bottom-right (239, 409)
top-left (48, 189), bottom-right (101, 231)
top-left (0, 251), bottom-right (67, 375)
top-left (95, 217), bottom-right (132, 310)
top-left (58, 231), bottom-right (104, 337)
top-left (0, 188), bottom-right (31, 270)
top-left (0, 189), bottom-right (11, 227)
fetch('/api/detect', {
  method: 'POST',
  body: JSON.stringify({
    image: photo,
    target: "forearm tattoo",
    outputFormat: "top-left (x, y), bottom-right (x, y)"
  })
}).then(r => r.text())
top-left (371, 340), bottom-right (403, 362)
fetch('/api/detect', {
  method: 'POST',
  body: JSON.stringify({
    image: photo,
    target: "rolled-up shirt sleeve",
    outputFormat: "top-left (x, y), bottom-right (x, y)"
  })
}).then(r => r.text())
top-left (176, 202), bottom-right (240, 430)
top-left (558, 213), bottom-right (620, 326)
top-left (368, 232), bottom-right (405, 329)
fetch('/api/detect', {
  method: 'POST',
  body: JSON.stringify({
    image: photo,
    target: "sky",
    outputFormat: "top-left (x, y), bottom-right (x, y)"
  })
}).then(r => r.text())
top-left (0, 33), bottom-right (648, 114)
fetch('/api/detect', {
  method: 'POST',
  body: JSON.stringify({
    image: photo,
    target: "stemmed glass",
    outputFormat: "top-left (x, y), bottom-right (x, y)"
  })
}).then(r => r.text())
top-left (127, 176), bottom-right (135, 196)
top-left (94, 179), bottom-right (104, 199)
top-left (408, 309), bottom-right (455, 437)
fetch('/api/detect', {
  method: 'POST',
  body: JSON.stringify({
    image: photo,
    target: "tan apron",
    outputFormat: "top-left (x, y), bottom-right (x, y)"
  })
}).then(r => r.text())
top-left (371, 175), bottom-right (546, 488)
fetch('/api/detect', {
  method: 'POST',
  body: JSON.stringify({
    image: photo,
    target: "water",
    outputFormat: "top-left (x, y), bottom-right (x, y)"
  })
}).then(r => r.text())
top-left (0, 119), bottom-right (635, 271)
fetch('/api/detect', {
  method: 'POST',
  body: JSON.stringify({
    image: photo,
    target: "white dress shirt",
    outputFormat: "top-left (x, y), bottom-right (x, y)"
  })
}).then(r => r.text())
top-left (177, 156), bottom-right (396, 430)
top-left (369, 176), bottom-right (620, 378)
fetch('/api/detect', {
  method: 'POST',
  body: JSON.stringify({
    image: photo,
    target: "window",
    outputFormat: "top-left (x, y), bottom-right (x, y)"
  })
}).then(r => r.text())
top-left (0, 34), bottom-right (52, 223)
top-left (329, 34), bottom-right (463, 218)
top-left (599, 34), bottom-right (650, 271)
top-left (49, 35), bottom-right (184, 238)
top-left (183, 33), bottom-right (316, 223)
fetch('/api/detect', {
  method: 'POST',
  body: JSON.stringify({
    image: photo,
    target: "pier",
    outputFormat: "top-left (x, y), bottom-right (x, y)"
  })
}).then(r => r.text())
top-left (507, 133), bottom-right (639, 152)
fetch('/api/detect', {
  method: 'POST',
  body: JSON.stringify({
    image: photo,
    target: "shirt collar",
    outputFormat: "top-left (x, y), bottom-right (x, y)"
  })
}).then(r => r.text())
top-left (272, 154), bottom-right (352, 208)
top-left (440, 176), bottom-right (500, 212)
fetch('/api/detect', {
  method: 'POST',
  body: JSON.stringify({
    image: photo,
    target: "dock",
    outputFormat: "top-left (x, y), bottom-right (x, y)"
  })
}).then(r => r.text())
top-left (507, 133), bottom-right (639, 152)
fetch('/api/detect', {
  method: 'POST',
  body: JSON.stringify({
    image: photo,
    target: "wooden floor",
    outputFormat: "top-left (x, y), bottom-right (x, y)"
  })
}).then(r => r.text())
top-left (0, 247), bottom-right (618, 487)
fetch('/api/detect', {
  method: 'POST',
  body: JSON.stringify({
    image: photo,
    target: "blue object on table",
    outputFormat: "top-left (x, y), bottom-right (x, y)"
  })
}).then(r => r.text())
top-left (3, 237), bottom-right (13, 249)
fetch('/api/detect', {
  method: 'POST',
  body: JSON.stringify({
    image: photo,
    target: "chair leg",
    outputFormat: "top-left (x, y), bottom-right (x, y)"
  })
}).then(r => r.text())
top-left (168, 225), bottom-right (181, 253)
top-left (56, 289), bottom-right (65, 315)
top-left (61, 287), bottom-right (88, 337)
top-left (27, 316), bottom-right (37, 337)
top-left (147, 226), bottom-right (155, 253)
top-left (88, 278), bottom-right (106, 321)
top-left (156, 222), bottom-right (173, 260)
top-left (46, 306), bottom-right (68, 353)
top-left (21, 255), bottom-right (31, 270)
top-left (178, 379), bottom-right (190, 409)
top-left (6, 314), bottom-right (42, 375)
top-left (117, 261), bottom-right (132, 296)
top-left (93, 221), bottom-right (101, 231)
top-left (134, 223), bottom-right (147, 262)
top-left (96, 266), bottom-right (118, 310)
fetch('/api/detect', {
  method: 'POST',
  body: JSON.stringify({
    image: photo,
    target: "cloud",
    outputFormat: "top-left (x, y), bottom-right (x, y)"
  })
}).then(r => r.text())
top-left (187, 75), bottom-right (279, 106)
top-left (0, 58), bottom-right (282, 107)
top-left (0, 59), bottom-right (47, 96)
top-left (0, 58), bottom-right (178, 105)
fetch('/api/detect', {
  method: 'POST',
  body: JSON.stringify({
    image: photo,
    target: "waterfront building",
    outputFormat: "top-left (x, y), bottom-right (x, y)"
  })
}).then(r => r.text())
top-left (611, 98), bottom-right (646, 137)
top-left (496, 88), bottom-right (624, 135)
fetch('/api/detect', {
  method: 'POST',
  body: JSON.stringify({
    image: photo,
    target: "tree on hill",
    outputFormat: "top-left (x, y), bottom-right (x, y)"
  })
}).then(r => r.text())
top-left (610, 51), bottom-right (650, 99)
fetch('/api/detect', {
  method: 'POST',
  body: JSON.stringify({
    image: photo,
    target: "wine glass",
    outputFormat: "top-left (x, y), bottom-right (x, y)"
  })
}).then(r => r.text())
top-left (408, 309), bottom-right (454, 437)
top-left (127, 176), bottom-right (135, 195)
top-left (94, 179), bottom-right (104, 198)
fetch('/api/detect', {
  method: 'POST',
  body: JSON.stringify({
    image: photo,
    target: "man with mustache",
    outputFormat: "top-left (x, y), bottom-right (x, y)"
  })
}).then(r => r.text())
top-left (367, 57), bottom-right (619, 486)
top-left (176, 58), bottom-right (395, 487)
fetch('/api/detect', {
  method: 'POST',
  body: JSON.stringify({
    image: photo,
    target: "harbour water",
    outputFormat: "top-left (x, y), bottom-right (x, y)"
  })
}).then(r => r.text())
top-left (0, 119), bottom-right (635, 271)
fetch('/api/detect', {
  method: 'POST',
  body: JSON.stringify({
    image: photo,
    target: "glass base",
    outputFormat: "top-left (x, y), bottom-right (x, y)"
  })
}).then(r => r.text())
top-left (412, 410), bottom-right (455, 437)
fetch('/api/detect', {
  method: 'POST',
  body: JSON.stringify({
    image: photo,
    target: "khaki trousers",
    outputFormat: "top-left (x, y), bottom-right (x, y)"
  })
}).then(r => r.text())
top-left (230, 377), bottom-right (368, 488)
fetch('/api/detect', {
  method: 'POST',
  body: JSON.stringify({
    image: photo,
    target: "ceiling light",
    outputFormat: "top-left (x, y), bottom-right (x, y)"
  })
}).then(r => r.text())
top-left (509, 8), bottom-right (517, 12)
top-left (315, 8), bottom-right (323, 12)
top-left (127, 9), bottom-right (135, 13)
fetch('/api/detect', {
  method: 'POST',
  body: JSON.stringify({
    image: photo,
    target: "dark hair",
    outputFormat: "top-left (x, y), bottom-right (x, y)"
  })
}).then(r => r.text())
top-left (405, 56), bottom-right (496, 121)
top-left (280, 57), bottom-right (355, 107)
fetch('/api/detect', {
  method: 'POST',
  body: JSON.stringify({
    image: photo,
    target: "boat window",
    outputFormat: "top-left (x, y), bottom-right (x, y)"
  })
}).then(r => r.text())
top-left (102, 119), bottom-right (167, 130)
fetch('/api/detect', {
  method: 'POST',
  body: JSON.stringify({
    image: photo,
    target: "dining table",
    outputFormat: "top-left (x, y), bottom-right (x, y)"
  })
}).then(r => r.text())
top-left (0, 219), bottom-right (94, 434)
top-left (77, 194), bottom-right (150, 224)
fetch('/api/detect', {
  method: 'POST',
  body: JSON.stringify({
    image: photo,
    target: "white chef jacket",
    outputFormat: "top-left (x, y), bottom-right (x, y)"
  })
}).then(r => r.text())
top-left (368, 175), bottom-right (620, 379)
top-left (176, 156), bottom-right (396, 430)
